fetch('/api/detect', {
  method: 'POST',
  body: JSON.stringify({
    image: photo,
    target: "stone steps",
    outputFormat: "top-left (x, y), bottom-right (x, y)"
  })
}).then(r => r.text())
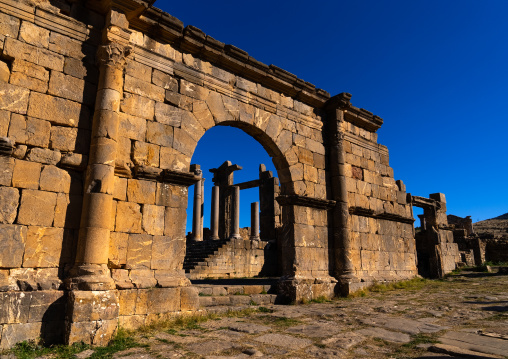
top-left (183, 239), bottom-right (230, 271)
top-left (192, 279), bottom-right (279, 308)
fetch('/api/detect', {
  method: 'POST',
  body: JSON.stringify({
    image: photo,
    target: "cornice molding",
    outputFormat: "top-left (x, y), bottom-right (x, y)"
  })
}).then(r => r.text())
top-left (276, 195), bottom-right (336, 210)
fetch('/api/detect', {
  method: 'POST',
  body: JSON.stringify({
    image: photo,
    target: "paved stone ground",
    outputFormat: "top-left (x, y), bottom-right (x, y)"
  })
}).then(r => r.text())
top-left (34, 270), bottom-right (508, 358)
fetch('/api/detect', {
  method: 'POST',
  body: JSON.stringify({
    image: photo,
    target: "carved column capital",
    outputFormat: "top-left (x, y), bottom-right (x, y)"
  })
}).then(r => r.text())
top-left (96, 43), bottom-right (131, 69)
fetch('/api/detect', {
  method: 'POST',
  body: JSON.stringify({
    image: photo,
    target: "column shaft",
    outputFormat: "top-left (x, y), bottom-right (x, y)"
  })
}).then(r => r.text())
top-left (250, 201), bottom-right (260, 240)
top-left (230, 186), bottom-right (241, 239)
top-left (192, 178), bottom-right (203, 241)
top-left (210, 186), bottom-right (220, 240)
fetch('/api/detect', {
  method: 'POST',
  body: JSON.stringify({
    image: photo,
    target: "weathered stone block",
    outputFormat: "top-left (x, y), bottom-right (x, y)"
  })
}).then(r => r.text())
top-left (0, 156), bottom-right (14, 186)
top-left (48, 71), bottom-right (95, 105)
top-left (63, 57), bottom-right (98, 81)
top-left (0, 322), bottom-right (41, 349)
top-left (125, 60), bottom-right (151, 83)
top-left (127, 233), bottom-right (153, 269)
top-left (49, 32), bottom-right (92, 61)
top-left (130, 269), bottom-right (156, 288)
top-left (0, 81), bottom-right (30, 114)
top-left (164, 207), bottom-right (187, 238)
top-left (180, 79), bottom-right (209, 100)
top-left (118, 112), bottom-right (146, 141)
top-left (17, 189), bottom-right (57, 226)
top-left (0, 187), bottom-right (19, 224)
top-left (0, 224), bottom-right (26, 268)
top-left (26, 147), bottom-right (62, 165)
top-left (142, 204), bottom-right (164, 236)
top-left (0, 110), bottom-right (10, 137)
top-left (23, 226), bottom-right (63, 267)
top-left (66, 319), bottom-right (117, 346)
top-left (0, 12), bottom-right (20, 43)
top-left (121, 93), bottom-right (154, 120)
top-left (172, 127), bottom-right (196, 157)
top-left (27, 92), bottom-right (90, 129)
top-left (124, 75), bottom-right (165, 102)
top-left (68, 290), bottom-right (119, 323)
top-left (113, 177), bottom-right (127, 201)
top-left (11, 59), bottom-right (49, 82)
top-left (152, 69), bottom-right (177, 90)
top-left (39, 165), bottom-right (71, 193)
top-left (111, 269), bottom-right (133, 289)
top-left (151, 236), bottom-right (185, 270)
top-left (132, 141), bottom-right (159, 167)
top-left (156, 183), bottom-right (187, 208)
top-left (127, 179), bottom-right (156, 204)
top-left (3, 38), bottom-right (64, 72)
top-left (115, 202), bottom-right (142, 233)
top-left (28, 291), bottom-right (65, 323)
top-left (118, 289), bottom-right (137, 316)
top-left (159, 146), bottom-right (190, 172)
top-left (19, 21), bottom-right (50, 48)
top-left (12, 160), bottom-right (41, 189)
top-left (146, 121), bottom-right (173, 147)
top-left (109, 232), bottom-right (128, 267)
top-left (49, 126), bottom-right (78, 152)
top-left (147, 287), bottom-right (180, 314)
top-left (9, 72), bottom-right (48, 93)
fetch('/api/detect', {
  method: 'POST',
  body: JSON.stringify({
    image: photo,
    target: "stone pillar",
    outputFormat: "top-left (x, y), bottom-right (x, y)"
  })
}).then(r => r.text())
top-left (200, 178), bottom-right (205, 240)
top-left (324, 93), bottom-right (356, 295)
top-left (250, 202), bottom-right (260, 241)
top-left (68, 10), bottom-right (131, 291)
top-left (210, 186), bottom-right (220, 240)
top-left (259, 164), bottom-right (280, 240)
top-left (191, 165), bottom-right (203, 242)
top-left (229, 186), bottom-right (241, 240)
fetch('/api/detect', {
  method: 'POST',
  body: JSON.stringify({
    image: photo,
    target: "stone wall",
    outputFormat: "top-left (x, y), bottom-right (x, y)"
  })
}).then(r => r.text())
top-left (343, 118), bottom-right (416, 284)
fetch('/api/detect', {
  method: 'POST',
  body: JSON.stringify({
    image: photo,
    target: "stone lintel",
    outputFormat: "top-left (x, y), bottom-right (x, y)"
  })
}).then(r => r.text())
top-left (236, 179), bottom-right (260, 190)
top-left (325, 92), bottom-right (383, 132)
top-left (276, 195), bottom-right (335, 210)
top-left (410, 195), bottom-right (442, 210)
top-left (160, 168), bottom-right (200, 187)
top-left (349, 206), bottom-right (415, 224)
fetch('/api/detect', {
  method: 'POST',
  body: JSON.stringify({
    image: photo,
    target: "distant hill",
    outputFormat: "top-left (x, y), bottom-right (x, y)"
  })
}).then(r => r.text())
top-left (474, 213), bottom-right (508, 240)
top-left (493, 213), bottom-right (508, 220)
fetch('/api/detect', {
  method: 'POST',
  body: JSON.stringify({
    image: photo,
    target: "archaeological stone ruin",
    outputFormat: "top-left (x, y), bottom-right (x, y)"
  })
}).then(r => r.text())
top-left (0, 0), bottom-right (481, 348)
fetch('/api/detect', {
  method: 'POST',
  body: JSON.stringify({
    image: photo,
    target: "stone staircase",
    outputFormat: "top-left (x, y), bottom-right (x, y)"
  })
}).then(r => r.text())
top-left (183, 239), bottom-right (230, 272)
top-left (191, 278), bottom-right (279, 311)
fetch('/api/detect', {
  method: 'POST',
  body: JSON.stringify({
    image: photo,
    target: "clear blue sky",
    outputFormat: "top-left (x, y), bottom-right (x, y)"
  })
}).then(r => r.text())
top-left (153, 1), bottom-right (508, 231)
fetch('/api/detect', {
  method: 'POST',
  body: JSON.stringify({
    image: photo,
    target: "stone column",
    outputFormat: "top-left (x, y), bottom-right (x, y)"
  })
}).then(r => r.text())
top-left (210, 186), bottom-right (220, 240)
top-left (229, 186), bottom-right (241, 239)
top-left (250, 202), bottom-right (260, 241)
top-left (191, 175), bottom-right (203, 242)
top-left (68, 11), bottom-right (131, 291)
top-left (200, 178), bottom-right (205, 240)
top-left (324, 93), bottom-right (356, 295)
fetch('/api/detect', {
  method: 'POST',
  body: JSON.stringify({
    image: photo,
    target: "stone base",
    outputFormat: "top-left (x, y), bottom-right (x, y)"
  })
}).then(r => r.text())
top-left (65, 264), bottom-right (116, 291)
top-left (65, 290), bottom-right (119, 346)
top-left (277, 276), bottom-right (336, 303)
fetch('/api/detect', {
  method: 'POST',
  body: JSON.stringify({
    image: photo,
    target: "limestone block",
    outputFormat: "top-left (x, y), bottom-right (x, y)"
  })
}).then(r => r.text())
top-left (28, 290), bottom-right (65, 322)
top-left (68, 290), bottom-right (119, 323)
top-left (27, 92), bottom-right (90, 129)
top-left (111, 269), bottom-right (133, 289)
top-left (0, 156), bottom-right (14, 186)
top-left (25, 118), bottom-right (51, 147)
top-left (0, 270), bottom-right (18, 291)
top-left (23, 226), bottom-right (64, 268)
top-left (147, 287), bottom-right (179, 314)
top-left (0, 110), bottom-right (9, 137)
top-left (127, 179), bottom-right (156, 205)
top-left (26, 147), bottom-right (61, 165)
top-left (18, 189), bottom-right (57, 227)
top-left (3, 38), bottom-right (64, 72)
top-left (0, 81), bottom-right (30, 114)
top-left (109, 232), bottom-right (128, 267)
top-left (134, 289), bottom-right (148, 315)
top-left (303, 164), bottom-right (318, 183)
top-left (181, 112), bottom-right (205, 142)
top-left (289, 163), bottom-right (304, 181)
top-left (165, 91), bottom-right (193, 111)
top-left (67, 319), bottom-right (118, 346)
top-left (113, 177), bottom-right (127, 201)
top-left (53, 193), bottom-right (81, 229)
top-left (116, 136), bottom-right (132, 165)
top-left (151, 236), bottom-right (185, 270)
top-left (156, 183), bottom-right (187, 208)
top-left (118, 113), bottom-right (146, 141)
top-left (115, 202), bottom-right (142, 233)
top-left (0, 224), bottom-right (26, 268)
top-left (60, 153), bottom-right (88, 170)
top-left (126, 60), bottom-right (151, 83)
top-left (179, 79), bottom-right (209, 100)
top-left (154, 101), bottom-right (182, 127)
top-left (12, 160), bottom-right (41, 189)
top-left (130, 269), bottom-right (156, 288)
top-left (48, 71), bottom-right (95, 105)
top-left (142, 204), bottom-right (164, 236)
top-left (132, 141), bottom-right (159, 167)
top-left (0, 187), bottom-right (19, 224)
top-left (63, 57), bottom-right (98, 82)
top-left (146, 121), bottom-right (173, 147)
top-left (11, 59), bottom-right (49, 82)
top-left (159, 146), bottom-right (190, 172)
top-left (206, 91), bottom-right (232, 123)
top-left (126, 233), bottom-right (153, 269)
top-left (124, 74), bottom-right (165, 102)
top-left (9, 72), bottom-right (48, 93)
top-left (0, 322), bottom-right (42, 349)
top-left (164, 207), bottom-right (187, 238)
top-left (121, 93), bottom-right (155, 120)
top-left (118, 315), bottom-right (145, 330)
top-left (152, 69), bottom-right (177, 90)
top-left (49, 126), bottom-right (78, 152)
top-left (173, 127), bottom-right (197, 157)
top-left (49, 32), bottom-right (92, 61)
top-left (7, 113), bottom-right (27, 144)
top-left (118, 289), bottom-right (137, 316)
top-left (0, 12), bottom-right (20, 42)
top-left (39, 165), bottom-right (71, 193)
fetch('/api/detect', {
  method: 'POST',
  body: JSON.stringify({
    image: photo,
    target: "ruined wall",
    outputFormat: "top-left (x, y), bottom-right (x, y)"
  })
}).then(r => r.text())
top-left (343, 119), bottom-right (417, 283)
top-left (0, 0), bottom-right (101, 346)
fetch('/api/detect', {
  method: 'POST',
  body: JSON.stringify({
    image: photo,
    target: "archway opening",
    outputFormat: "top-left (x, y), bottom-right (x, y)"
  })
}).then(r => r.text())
top-left (183, 125), bottom-right (282, 282)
